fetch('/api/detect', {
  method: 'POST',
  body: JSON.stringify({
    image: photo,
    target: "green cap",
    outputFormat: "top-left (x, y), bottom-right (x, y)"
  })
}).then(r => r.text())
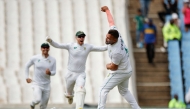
top-left (41, 43), bottom-right (50, 48)
top-left (76, 31), bottom-right (86, 36)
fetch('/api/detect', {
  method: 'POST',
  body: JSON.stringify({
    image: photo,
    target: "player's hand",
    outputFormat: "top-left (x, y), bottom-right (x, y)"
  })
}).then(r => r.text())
top-left (46, 69), bottom-right (51, 75)
top-left (106, 63), bottom-right (111, 70)
top-left (46, 36), bottom-right (52, 43)
top-left (101, 6), bottom-right (109, 12)
top-left (26, 78), bottom-right (32, 83)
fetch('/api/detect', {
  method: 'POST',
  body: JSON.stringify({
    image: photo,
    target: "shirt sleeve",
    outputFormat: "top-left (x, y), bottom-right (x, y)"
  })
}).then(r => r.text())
top-left (25, 56), bottom-right (35, 79)
top-left (90, 45), bottom-right (108, 52)
top-left (50, 59), bottom-right (56, 76)
top-left (111, 53), bottom-right (123, 65)
top-left (49, 40), bottom-right (70, 50)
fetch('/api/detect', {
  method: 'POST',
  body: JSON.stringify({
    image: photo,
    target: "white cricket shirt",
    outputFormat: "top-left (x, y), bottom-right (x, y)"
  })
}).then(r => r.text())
top-left (25, 54), bottom-right (56, 90)
top-left (49, 41), bottom-right (107, 73)
top-left (108, 26), bottom-right (132, 73)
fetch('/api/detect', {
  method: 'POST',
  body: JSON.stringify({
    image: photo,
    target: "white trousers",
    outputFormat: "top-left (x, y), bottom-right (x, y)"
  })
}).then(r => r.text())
top-left (31, 85), bottom-right (50, 109)
top-left (97, 72), bottom-right (141, 109)
top-left (64, 70), bottom-right (86, 95)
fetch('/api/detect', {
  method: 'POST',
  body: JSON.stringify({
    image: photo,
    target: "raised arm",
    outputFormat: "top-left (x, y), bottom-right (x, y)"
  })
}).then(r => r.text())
top-left (25, 57), bottom-right (34, 83)
top-left (101, 6), bottom-right (115, 27)
top-left (46, 36), bottom-right (70, 49)
top-left (90, 45), bottom-right (108, 52)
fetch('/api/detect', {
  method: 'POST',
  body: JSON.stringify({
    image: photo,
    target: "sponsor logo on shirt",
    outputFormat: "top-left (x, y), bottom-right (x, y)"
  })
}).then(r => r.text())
top-left (84, 47), bottom-right (86, 50)
top-left (38, 59), bottom-right (40, 62)
top-left (145, 28), bottom-right (154, 34)
top-left (74, 47), bottom-right (77, 49)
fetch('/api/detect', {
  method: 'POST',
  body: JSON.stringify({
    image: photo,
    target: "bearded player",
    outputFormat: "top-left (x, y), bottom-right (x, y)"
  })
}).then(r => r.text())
top-left (97, 6), bottom-right (141, 109)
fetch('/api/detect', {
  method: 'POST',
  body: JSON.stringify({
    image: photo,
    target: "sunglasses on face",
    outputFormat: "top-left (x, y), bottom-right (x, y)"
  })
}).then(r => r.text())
top-left (77, 35), bottom-right (85, 38)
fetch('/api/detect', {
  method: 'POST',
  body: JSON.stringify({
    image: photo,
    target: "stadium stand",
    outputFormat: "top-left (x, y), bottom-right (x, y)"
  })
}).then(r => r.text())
top-left (7, 84), bottom-right (22, 104)
top-left (22, 84), bottom-right (33, 103)
top-left (19, 0), bottom-right (34, 67)
top-left (128, 0), bottom-right (171, 107)
top-left (0, 0), bottom-right (6, 69)
top-left (182, 32), bottom-right (190, 107)
top-left (46, 0), bottom-right (62, 71)
top-left (49, 70), bottom-right (65, 104)
top-left (33, 0), bottom-right (46, 54)
top-left (168, 41), bottom-right (184, 102)
top-left (72, 0), bottom-right (89, 42)
top-left (178, 0), bottom-right (190, 107)
top-left (0, 76), bottom-right (7, 104)
top-left (6, 0), bottom-right (20, 70)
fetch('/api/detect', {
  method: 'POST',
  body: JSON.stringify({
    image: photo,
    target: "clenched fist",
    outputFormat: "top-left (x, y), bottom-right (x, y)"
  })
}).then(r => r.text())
top-left (46, 69), bottom-right (51, 75)
top-left (101, 6), bottom-right (109, 12)
top-left (26, 78), bottom-right (32, 83)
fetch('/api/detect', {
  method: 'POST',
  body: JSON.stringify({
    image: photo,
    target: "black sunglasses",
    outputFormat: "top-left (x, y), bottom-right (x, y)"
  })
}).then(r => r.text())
top-left (42, 47), bottom-right (49, 49)
top-left (77, 35), bottom-right (85, 38)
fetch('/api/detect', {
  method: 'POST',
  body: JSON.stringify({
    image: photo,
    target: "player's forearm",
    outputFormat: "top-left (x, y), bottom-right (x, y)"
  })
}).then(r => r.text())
top-left (50, 40), bottom-right (62, 48)
top-left (50, 40), bottom-right (69, 49)
top-left (105, 10), bottom-right (115, 27)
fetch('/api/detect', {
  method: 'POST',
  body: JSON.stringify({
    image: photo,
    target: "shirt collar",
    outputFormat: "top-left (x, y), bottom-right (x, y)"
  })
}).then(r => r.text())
top-left (110, 40), bottom-right (119, 47)
top-left (41, 54), bottom-right (50, 60)
top-left (75, 43), bottom-right (84, 47)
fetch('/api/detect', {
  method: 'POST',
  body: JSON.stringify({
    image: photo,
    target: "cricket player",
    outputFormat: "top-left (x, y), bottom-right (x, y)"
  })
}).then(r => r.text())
top-left (25, 43), bottom-right (56, 109)
top-left (46, 31), bottom-right (107, 109)
top-left (98, 6), bottom-right (141, 109)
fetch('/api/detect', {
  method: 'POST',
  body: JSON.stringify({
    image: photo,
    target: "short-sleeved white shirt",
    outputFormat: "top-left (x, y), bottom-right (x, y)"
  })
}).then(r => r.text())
top-left (108, 26), bottom-right (132, 73)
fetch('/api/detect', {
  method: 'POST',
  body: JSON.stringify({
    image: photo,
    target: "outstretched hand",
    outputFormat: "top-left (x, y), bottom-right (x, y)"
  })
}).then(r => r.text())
top-left (26, 78), bottom-right (32, 83)
top-left (46, 36), bottom-right (52, 43)
top-left (101, 6), bottom-right (109, 12)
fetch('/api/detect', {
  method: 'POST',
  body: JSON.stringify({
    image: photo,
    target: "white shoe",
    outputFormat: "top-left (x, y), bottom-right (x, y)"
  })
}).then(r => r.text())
top-left (64, 93), bottom-right (74, 104)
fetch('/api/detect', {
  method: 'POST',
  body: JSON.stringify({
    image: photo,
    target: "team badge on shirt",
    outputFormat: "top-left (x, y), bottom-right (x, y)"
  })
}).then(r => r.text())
top-left (84, 47), bottom-right (86, 50)
top-left (38, 59), bottom-right (40, 62)
top-left (47, 59), bottom-right (51, 63)
top-left (74, 47), bottom-right (77, 49)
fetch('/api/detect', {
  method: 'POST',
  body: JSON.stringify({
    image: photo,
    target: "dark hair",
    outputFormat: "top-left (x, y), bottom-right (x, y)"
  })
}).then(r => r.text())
top-left (41, 43), bottom-right (50, 48)
top-left (108, 29), bottom-right (119, 39)
top-left (137, 9), bottom-right (142, 13)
